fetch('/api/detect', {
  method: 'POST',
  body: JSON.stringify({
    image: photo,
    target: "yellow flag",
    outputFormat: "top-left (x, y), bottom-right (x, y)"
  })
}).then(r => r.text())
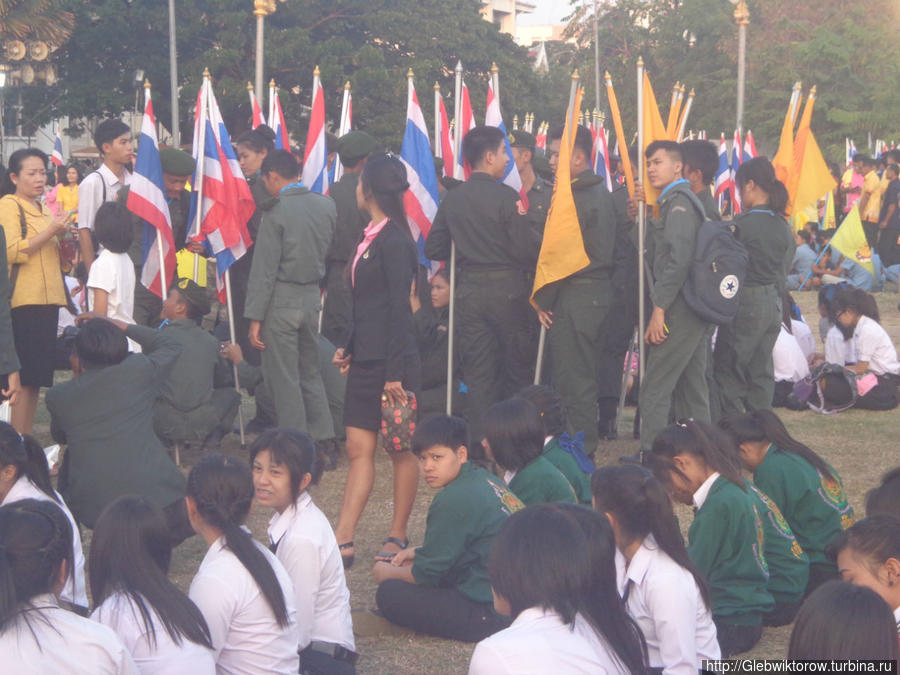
top-left (531, 86), bottom-right (590, 309)
top-left (641, 71), bottom-right (671, 206)
top-left (605, 73), bottom-right (635, 198)
top-left (830, 205), bottom-right (874, 276)
top-left (792, 128), bottom-right (837, 218)
top-left (176, 249), bottom-right (207, 287)
top-left (665, 85), bottom-right (683, 139)
top-left (823, 190), bottom-right (836, 231)
top-left (772, 98), bottom-right (794, 186)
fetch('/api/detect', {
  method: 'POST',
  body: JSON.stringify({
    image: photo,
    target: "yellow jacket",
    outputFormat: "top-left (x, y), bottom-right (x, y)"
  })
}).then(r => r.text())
top-left (0, 195), bottom-right (66, 308)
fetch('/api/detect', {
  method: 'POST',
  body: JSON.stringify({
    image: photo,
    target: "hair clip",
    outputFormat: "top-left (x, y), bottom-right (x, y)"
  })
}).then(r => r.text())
top-left (675, 418), bottom-right (694, 428)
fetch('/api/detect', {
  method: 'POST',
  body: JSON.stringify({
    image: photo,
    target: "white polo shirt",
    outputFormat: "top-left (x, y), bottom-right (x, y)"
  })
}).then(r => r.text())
top-left (468, 607), bottom-right (629, 675)
top-left (853, 315), bottom-right (900, 375)
top-left (615, 535), bottom-right (720, 674)
top-left (791, 319), bottom-right (816, 360)
top-left (267, 491), bottom-right (355, 652)
top-left (773, 325), bottom-right (811, 383)
top-left (189, 534), bottom-right (300, 675)
top-left (825, 325), bottom-right (856, 367)
top-left (1, 475), bottom-right (87, 609)
top-left (91, 591), bottom-right (216, 675)
top-left (0, 593), bottom-right (137, 674)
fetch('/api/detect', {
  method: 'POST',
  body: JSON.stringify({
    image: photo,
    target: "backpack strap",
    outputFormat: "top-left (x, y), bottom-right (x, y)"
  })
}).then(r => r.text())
top-left (89, 170), bottom-right (108, 203)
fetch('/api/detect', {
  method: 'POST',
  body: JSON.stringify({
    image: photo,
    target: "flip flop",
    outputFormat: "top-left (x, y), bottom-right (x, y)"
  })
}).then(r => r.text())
top-left (374, 536), bottom-right (408, 563)
top-left (339, 541), bottom-right (355, 570)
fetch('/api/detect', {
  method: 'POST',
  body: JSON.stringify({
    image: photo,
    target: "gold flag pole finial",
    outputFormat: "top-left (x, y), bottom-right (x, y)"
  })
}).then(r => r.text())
top-left (637, 56), bottom-right (644, 67)
top-left (434, 81), bottom-right (440, 91)
top-left (268, 78), bottom-right (276, 88)
top-left (247, 81), bottom-right (254, 91)
top-left (144, 78), bottom-right (151, 90)
top-left (491, 62), bottom-right (499, 74)
top-left (572, 69), bottom-right (580, 81)
top-left (407, 68), bottom-right (414, 79)
top-left (203, 67), bottom-right (210, 78)
top-left (313, 65), bottom-right (320, 77)
top-left (344, 81), bottom-right (351, 90)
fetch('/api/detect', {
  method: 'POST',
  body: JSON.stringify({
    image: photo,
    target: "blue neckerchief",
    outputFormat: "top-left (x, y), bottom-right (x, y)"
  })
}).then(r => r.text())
top-left (557, 431), bottom-right (595, 475)
top-left (745, 207), bottom-right (776, 217)
top-left (659, 178), bottom-right (690, 199)
top-left (157, 318), bottom-right (169, 331)
top-left (279, 181), bottom-right (305, 194)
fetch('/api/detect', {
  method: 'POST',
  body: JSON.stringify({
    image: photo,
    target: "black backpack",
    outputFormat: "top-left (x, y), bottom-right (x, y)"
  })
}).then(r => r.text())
top-left (679, 191), bottom-right (749, 325)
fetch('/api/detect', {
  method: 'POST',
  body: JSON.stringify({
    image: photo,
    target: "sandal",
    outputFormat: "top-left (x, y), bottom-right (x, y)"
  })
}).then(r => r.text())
top-left (374, 536), bottom-right (408, 563)
top-left (339, 541), bottom-right (355, 570)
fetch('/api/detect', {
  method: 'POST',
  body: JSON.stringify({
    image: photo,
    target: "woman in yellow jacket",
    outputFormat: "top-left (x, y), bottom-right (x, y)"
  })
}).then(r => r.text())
top-left (0, 149), bottom-right (72, 434)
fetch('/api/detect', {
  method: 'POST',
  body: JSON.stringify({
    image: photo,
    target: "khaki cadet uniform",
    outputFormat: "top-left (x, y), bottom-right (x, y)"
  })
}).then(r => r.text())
top-left (245, 184), bottom-right (335, 439)
top-left (425, 172), bottom-right (540, 441)
top-left (321, 132), bottom-right (376, 346)
top-left (639, 179), bottom-right (712, 454)
top-left (152, 279), bottom-right (241, 443)
top-left (713, 206), bottom-right (794, 415)
top-left (539, 170), bottom-right (617, 453)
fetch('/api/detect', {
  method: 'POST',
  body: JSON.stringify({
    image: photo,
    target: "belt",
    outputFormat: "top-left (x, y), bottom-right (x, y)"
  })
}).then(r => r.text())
top-left (304, 641), bottom-right (359, 666)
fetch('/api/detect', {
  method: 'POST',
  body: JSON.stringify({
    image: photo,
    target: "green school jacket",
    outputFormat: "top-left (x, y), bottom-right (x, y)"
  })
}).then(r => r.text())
top-left (687, 475), bottom-right (774, 625)
top-left (746, 480), bottom-right (809, 604)
top-left (508, 455), bottom-right (578, 507)
top-left (412, 462), bottom-right (524, 604)
top-left (753, 446), bottom-right (854, 572)
top-left (543, 437), bottom-right (592, 504)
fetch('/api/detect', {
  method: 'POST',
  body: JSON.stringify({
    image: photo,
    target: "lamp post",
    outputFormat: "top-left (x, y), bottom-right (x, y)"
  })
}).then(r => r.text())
top-left (254, 0), bottom-right (276, 96)
top-left (731, 0), bottom-right (750, 133)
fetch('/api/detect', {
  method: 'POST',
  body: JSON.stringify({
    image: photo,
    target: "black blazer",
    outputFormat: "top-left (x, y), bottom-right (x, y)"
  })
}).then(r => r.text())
top-left (343, 220), bottom-right (419, 380)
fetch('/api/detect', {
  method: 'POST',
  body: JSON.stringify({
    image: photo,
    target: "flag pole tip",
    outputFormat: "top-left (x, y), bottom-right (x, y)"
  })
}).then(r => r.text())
top-left (491, 62), bottom-right (498, 73)
top-left (455, 60), bottom-right (463, 71)
top-left (143, 78), bottom-right (151, 89)
top-left (314, 65), bottom-right (320, 76)
top-left (203, 67), bottom-right (210, 77)
top-left (407, 67), bottom-right (414, 79)
top-left (269, 78), bottom-right (276, 88)
top-left (433, 81), bottom-right (440, 91)
top-left (680, 83), bottom-right (686, 93)
top-left (810, 85), bottom-right (817, 95)
top-left (604, 70), bottom-right (611, 80)
top-left (688, 88), bottom-right (695, 97)
top-left (247, 81), bottom-right (254, 91)
top-left (571, 69), bottom-right (579, 80)
top-left (344, 81), bottom-right (351, 90)
top-left (637, 56), bottom-right (644, 67)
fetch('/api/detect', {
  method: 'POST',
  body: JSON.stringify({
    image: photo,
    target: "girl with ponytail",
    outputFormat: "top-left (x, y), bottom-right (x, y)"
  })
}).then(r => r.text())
top-left (0, 420), bottom-right (86, 612)
top-left (592, 465), bottom-right (720, 673)
top-left (0, 499), bottom-right (137, 673)
top-left (712, 155), bottom-right (795, 417)
top-left (719, 409), bottom-right (854, 594)
top-left (186, 454), bottom-right (299, 674)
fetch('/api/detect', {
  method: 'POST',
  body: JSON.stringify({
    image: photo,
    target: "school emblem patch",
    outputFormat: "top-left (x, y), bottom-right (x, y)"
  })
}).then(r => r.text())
top-left (719, 275), bottom-right (739, 299)
top-left (817, 470), bottom-right (854, 521)
top-left (488, 479), bottom-right (524, 516)
top-left (751, 505), bottom-right (770, 577)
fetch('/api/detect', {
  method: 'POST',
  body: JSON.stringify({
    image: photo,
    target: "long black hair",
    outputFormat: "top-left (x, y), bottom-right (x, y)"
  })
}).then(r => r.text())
top-left (235, 125), bottom-right (276, 155)
top-left (0, 499), bottom-right (73, 636)
top-left (359, 154), bottom-right (409, 227)
top-left (735, 156), bottom-right (789, 215)
top-left (481, 398), bottom-right (545, 472)
top-left (787, 581), bottom-right (899, 660)
top-left (516, 385), bottom-right (568, 438)
top-left (489, 504), bottom-right (647, 673)
top-left (89, 496), bottom-right (213, 650)
top-left (186, 454), bottom-right (289, 626)
top-left (249, 428), bottom-right (321, 500)
top-left (718, 410), bottom-right (835, 480)
top-left (826, 515), bottom-right (900, 569)
top-left (0, 422), bottom-right (58, 504)
top-left (648, 419), bottom-right (745, 490)
top-left (0, 148), bottom-right (48, 197)
top-left (591, 465), bottom-right (710, 608)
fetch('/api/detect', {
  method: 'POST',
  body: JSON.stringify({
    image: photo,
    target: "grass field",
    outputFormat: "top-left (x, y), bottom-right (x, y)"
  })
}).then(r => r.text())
top-left (31, 290), bottom-right (900, 674)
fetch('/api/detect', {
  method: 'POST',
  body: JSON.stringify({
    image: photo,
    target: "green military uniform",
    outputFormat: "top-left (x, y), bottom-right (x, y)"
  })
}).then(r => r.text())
top-left (753, 446), bottom-right (854, 576)
top-left (412, 461), bottom-right (523, 603)
top-left (425, 172), bottom-right (541, 441)
top-left (245, 185), bottom-right (335, 440)
top-left (713, 206), bottom-right (794, 416)
top-left (746, 480), bottom-right (809, 611)
top-left (687, 475), bottom-right (775, 626)
top-left (507, 454), bottom-right (577, 507)
top-left (321, 131), bottom-right (376, 346)
top-left (639, 180), bottom-right (712, 454)
top-left (413, 304), bottom-right (465, 418)
top-left (539, 170), bottom-right (618, 452)
top-left (543, 436), bottom-right (591, 503)
top-left (697, 187), bottom-right (721, 220)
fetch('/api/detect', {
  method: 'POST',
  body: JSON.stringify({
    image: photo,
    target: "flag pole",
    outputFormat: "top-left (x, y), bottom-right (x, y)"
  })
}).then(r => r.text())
top-left (268, 79), bottom-right (276, 130)
top-left (789, 81), bottom-right (802, 127)
top-left (224, 268), bottom-right (245, 446)
top-left (447, 61), bottom-right (463, 415)
top-left (192, 70), bottom-right (210, 283)
top-left (333, 81), bottom-right (350, 184)
top-left (637, 56), bottom-right (646, 386)
top-left (434, 82), bottom-right (442, 158)
top-left (676, 88), bottom-right (695, 142)
top-left (146, 80), bottom-right (169, 302)
top-left (535, 70), bottom-right (580, 385)
top-left (605, 72), bottom-right (635, 198)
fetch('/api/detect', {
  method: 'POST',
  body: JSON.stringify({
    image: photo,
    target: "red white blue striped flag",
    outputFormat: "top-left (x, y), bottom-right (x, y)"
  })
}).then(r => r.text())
top-left (301, 71), bottom-right (329, 195)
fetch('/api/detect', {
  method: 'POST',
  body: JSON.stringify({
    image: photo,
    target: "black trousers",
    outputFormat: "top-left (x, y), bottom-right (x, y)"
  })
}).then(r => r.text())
top-left (299, 646), bottom-right (356, 675)
top-left (763, 599), bottom-right (802, 627)
top-left (713, 617), bottom-right (762, 658)
top-left (375, 579), bottom-right (510, 643)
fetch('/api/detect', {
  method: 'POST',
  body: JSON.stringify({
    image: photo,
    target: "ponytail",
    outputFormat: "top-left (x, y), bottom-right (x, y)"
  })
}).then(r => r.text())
top-left (718, 410), bottom-right (835, 481)
top-left (186, 455), bottom-right (289, 627)
top-left (0, 422), bottom-right (58, 503)
top-left (735, 156), bottom-right (788, 215)
top-left (648, 419), bottom-right (745, 489)
top-left (592, 465), bottom-right (711, 608)
top-left (360, 154), bottom-right (410, 230)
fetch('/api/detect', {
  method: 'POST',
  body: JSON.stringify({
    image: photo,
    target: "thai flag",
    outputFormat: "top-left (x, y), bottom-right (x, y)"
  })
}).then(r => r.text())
top-left (437, 94), bottom-right (455, 178)
top-left (126, 88), bottom-right (175, 298)
top-left (593, 125), bottom-right (613, 191)
top-left (333, 87), bottom-right (353, 184)
top-left (743, 130), bottom-right (757, 162)
top-left (485, 79), bottom-right (528, 209)
top-left (270, 87), bottom-right (289, 150)
top-left (455, 81), bottom-right (475, 180)
top-left (536, 121), bottom-right (546, 153)
top-left (51, 127), bottom-right (64, 167)
top-left (714, 133), bottom-right (732, 205)
top-left (301, 73), bottom-right (329, 195)
top-left (399, 77), bottom-right (440, 272)
top-left (249, 85), bottom-right (266, 129)
top-left (730, 129), bottom-right (742, 214)
top-left (189, 79), bottom-right (255, 302)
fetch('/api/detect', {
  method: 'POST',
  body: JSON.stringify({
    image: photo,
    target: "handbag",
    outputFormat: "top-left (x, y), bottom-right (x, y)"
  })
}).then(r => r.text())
top-left (380, 390), bottom-right (418, 454)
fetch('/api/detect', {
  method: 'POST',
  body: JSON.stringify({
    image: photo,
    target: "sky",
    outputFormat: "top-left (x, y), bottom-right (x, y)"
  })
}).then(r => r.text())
top-left (518, 0), bottom-right (572, 25)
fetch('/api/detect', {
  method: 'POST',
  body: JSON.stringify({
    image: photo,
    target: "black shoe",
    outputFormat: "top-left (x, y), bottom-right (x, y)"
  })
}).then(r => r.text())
top-left (597, 418), bottom-right (618, 441)
top-left (203, 427), bottom-right (228, 450)
top-left (316, 439), bottom-right (339, 472)
top-left (619, 452), bottom-right (644, 465)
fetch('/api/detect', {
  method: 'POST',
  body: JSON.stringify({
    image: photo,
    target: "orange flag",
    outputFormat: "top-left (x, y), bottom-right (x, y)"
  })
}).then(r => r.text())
top-left (641, 71), bottom-right (671, 207)
top-left (605, 72), bottom-right (635, 198)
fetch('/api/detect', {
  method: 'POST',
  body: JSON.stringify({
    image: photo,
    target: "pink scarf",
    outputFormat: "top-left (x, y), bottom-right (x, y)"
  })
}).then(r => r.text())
top-left (351, 218), bottom-right (388, 287)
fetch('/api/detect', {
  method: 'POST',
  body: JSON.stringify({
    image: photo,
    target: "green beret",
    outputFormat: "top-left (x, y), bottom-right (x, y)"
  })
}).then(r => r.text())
top-left (159, 147), bottom-right (195, 177)
top-left (337, 131), bottom-right (377, 163)
top-left (173, 278), bottom-right (210, 316)
top-left (508, 130), bottom-right (536, 152)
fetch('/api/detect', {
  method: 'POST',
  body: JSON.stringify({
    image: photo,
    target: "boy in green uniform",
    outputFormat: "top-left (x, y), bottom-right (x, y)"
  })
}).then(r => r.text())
top-left (508, 130), bottom-right (552, 237)
top-left (374, 415), bottom-right (522, 642)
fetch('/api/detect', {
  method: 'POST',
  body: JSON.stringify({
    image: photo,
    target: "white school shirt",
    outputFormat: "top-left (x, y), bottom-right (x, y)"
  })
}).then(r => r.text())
top-left (468, 607), bottom-right (629, 675)
top-left (1, 475), bottom-right (87, 608)
top-left (853, 315), bottom-right (900, 375)
top-left (78, 163), bottom-right (131, 232)
top-left (189, 534), bottom-right (300, 675)
top-left (0, 593), bottom-right (138, 674)
top-left (692, 472), bottom-right (720, 510)
top-left (267, 491), bottom-right (355, 652)
top-left (91, 591), bottom-right (216, 675)
top-left (88, 248), bottom-right (140, 352)
top-left (791, 319), bottom-right (816, 360)
top-left (773, 325), bottom-right (811, 383)
top-left (824, 325), bottom-right (856, 367)
top-left (615, 535), bottom-right (720, 675)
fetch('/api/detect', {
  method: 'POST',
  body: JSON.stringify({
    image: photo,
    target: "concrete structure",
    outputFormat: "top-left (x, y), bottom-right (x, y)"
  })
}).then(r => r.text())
top-left (515, 23), bottom-right (570, 47)
top-left (481, 0), bottom-right (536, 36)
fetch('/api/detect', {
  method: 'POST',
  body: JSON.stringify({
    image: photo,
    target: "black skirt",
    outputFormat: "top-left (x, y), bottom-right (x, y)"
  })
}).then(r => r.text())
top-left (12, 304), bottom-right (59, 388)
top-left (343, 353), bottom-right (421, 432)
